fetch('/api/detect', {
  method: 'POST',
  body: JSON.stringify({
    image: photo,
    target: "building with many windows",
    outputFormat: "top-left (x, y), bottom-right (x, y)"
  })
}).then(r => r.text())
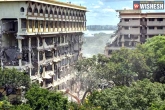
top-left (0, 0), bottom-right (87, 89)
top-left (105, 9), bottom-right (165, 57)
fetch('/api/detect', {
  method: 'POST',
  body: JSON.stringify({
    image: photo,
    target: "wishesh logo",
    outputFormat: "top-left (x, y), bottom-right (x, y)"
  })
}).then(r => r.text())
top-left (134, 4), bottom-right (140, 9)
top-left (133, 1), bottom-right (164, 10)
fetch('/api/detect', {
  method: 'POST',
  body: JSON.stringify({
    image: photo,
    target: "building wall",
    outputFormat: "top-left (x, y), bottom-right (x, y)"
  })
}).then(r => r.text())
top-left (105, 10), bottom-right (165, 57)
top-left (0, 1), bottom-right (86, 90)
top-left (0, 2), bottom-right (27, 19)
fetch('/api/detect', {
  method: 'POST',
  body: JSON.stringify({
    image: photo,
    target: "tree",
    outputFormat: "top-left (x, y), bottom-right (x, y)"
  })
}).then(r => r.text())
top-left (25, 84), bottom-right (68, 110)
top-left (87, 79), bottom-right (165, 110)
top-left (137, 36), bottom-right (165, 83)
top-left (74, 54), bottom-right (115, 104)
top-left (0, 68), bottom-right (30, 104)
top-left (11, 104), bottom-right (32, 110)
top-left (106, 48), bottom-right (151, 86)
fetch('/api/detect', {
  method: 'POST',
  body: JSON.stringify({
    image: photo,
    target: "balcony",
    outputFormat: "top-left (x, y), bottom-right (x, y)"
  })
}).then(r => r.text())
top-left (37, 46), bottom-right (44, 51)
top-left (45, 14), bottom-right (48, 17)
top-left (42, 71), bottom-right (54, 79)
top-left (50, 14), bottom-right (53, 18)
top-left (147, 29), bottom-right (165, 35)
top-left (27, 28), bottom-right (32, 33)
top-left (40, 13), bottom-right (43, 16)
top-left (34, 13), bottom-right (38, 16)
top-left (43, 42), bottom-right (54, 50)
top-left (120, 28), bottom-right (140, 34)
top-left (53, 73), bottom-right (75, 86)
top-left (66, 16), bottom-right (69, 20)
top-left (50, 28), bottom-right (53, 32)
top-left (147, 21), bottom-right (165, 26)
top-left (62, 15), bottom-right (65, 19)
top-left (59, 42), bottom-right (68, 47)
top-left (118, 20), bottom-right (140, 26)
top-left (58, 15), bottom-right (62, 19)
top-left (39, 28), bottom-right (44, 32)
top-left (28, 12), bottom-right (32, 16)
top-left (53, 56), bottom-right (61, 62)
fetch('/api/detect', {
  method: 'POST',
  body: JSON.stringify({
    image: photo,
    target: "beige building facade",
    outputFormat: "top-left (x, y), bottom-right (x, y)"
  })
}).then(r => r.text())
top-left (105, 9), bottom-right (165, 56)
top-left (0, 0), bottom-right (87, 89)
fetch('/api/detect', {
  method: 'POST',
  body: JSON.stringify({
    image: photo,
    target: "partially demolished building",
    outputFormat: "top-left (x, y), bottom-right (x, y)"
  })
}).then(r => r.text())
top-left (0, 0), bottom-right (86, 89)
top-left (105, 9), bottom-right (165, 57)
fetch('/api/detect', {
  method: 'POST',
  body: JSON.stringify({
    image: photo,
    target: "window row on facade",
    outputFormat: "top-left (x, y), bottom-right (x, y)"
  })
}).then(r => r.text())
top-left (21, 19), bottom-right (86, 32)
top-left (24, 2), bottom-right (86, 18)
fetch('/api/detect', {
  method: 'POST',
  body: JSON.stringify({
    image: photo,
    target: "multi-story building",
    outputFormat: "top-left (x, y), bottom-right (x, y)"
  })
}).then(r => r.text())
top-left (105, 9), bottom-right (165, 57)
top-left (0, 0), bottom-right (87, 90)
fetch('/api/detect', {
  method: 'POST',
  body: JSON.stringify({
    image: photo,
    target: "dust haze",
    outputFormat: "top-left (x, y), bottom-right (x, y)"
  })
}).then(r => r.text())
top-left (82, 32), bottom-right (113, 58)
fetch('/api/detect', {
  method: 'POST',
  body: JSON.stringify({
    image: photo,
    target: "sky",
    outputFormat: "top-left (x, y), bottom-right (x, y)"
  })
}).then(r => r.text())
top-left (59, 0), bottom-right (165, 25)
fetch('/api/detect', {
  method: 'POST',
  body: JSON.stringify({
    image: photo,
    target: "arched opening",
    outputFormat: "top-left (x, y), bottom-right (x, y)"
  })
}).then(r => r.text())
top-left (45, 9), bottom-right (48, 14)
top-left (34, 7), bottom-right (38, 13)
top-left (59, 11), bottom-right (61, 15)
top-left (62, 11), bottom-right (65, 16)
top-left (28, 7), bottom-right (32, 12)
top-left (54, 10), bottom-right (57, 15)
top-left (40, 9), bottom-right (43, 13)
top-left (20, 7), bottom-right (24, 12)
top-left (50, 9), bottom-right (53, 14)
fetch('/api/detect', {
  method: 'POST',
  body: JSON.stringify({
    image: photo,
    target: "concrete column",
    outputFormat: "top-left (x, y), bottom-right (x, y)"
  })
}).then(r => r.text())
top-left (28, 37), bottom-right (32, 77)
top-left (122, 42), bottom-right (124, 47)
top-left (18, 18), bottom-right (21, 34)
top-left (18, 39), bottom-right (22, 67)
top-left (27, 19), bottom-right (29, 32)
top-left (37, 37), bottom-right (40, 75)
top-left (43, 67), bottom-right (46, 87)
top-left (52, 53), bottom-right (54, 85)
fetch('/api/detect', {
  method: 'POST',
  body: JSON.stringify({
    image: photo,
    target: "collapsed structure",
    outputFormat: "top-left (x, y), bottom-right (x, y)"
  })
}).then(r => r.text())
top-left (0, 0), bottom-right (87, 89)
top-left (105, 9), bottom-right (165, 57)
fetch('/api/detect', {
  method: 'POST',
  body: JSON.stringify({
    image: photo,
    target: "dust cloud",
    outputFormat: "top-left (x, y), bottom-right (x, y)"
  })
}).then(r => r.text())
top-left (82, 32), bottom-right (114, 58)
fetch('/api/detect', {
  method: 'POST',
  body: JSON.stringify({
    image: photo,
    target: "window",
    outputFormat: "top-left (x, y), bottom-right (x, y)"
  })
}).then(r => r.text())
top-left (149, 18), bottom-right (154, 21)
top-left (34, 7), bottom-right (38, 13)
top-left (46, 21), bottom-right (48, 28)
top-left (124, 26), bottom-right (129, 30)
top-left (50, 10), bottom-right (53, 14)
top-left (50, 21), bottom-right (53, 28)
top-left (61, 36), bottom-right (64, 43)
top-left (35, 21), bottom-right (38, 28)
top-left (21, 19), bottom-right (26, 28)
top-left (157, 18), bottom-right (163, 21)
top-left (124, 35), bottom-right (129, 39)
top-left (29, 20), bottom-right (32, 28)
top-left (132, 26), bottom-right (138, 28)
top-left (54, 10), bottom-right (57, 15)
top-left (157, 26), bottom-right (163, 30)
top-left (45, 9), bottom-right (48, 14)
top-left (40, 9), bottom-right (43, 14)
top-left (20, 7), bottom-right (24, 12)
top-left (28, 7), bottom-right (32, 12)
top-left (40, 21), bottom-right (43, 28)
top-left (124, 19), bottom-right (129, 22)
top-left (149, 26), bottom-right (154, 29)
top-left (132, 18), bottom-right (138, 20)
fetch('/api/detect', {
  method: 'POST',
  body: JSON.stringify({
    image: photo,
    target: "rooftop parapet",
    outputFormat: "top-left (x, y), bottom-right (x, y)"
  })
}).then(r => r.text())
top-left (116, 9), bottom-right (141, 13)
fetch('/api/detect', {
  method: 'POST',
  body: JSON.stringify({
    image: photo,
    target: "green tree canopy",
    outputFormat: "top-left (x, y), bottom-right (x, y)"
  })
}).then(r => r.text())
top-left (87, 79), bottom-right (165, 110)
top-left (25, 84), bottom-right (68, 110)
top-left (137, 36), bottom-right (165, 83)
